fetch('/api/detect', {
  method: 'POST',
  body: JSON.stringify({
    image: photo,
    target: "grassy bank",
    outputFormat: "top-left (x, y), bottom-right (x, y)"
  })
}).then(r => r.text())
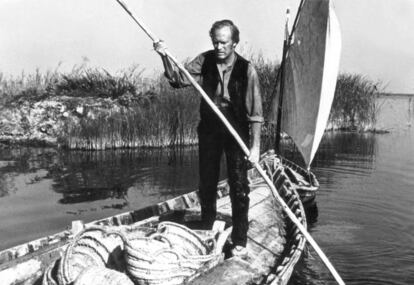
top-left (0, 59), bottom-right (380, 149)
top-left (0, 65), bottom-right (200, 149)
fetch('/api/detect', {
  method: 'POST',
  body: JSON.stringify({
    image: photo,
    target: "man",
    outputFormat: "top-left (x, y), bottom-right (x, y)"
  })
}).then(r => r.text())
top-left (154, 20), bottom-right (263, 257)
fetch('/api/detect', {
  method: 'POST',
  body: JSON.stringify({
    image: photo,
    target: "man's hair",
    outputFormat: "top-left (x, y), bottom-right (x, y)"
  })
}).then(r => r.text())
top-left (209, 20), bottom-right (240, 44)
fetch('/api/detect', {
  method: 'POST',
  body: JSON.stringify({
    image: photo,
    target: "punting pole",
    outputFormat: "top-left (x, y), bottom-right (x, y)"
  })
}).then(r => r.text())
top-left (114, 1), bottom-right (345, 284)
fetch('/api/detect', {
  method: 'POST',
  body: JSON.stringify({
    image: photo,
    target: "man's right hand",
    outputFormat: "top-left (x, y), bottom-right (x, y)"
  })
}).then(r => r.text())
top-left (153, 40), bottom-right (167, 56)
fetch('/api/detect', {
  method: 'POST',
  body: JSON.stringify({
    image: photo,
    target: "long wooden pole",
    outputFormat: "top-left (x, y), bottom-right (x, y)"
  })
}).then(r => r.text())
top-left (114, 1), bottom-right (345, 284)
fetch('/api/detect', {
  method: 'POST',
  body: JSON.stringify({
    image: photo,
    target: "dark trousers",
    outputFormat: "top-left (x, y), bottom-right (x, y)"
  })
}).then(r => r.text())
top-left (198, 117), bottom-right (250, 247)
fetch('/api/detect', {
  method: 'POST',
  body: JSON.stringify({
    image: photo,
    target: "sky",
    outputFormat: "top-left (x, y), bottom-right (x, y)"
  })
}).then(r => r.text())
top-left (0, 0), bottom-right (413, 93)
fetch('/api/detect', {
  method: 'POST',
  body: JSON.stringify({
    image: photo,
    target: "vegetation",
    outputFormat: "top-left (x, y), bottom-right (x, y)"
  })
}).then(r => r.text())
top-left (0, 64), bottom-right (152, 104)
top-left (0, 65), bottom-right (200, 149)
top-left (248, 55), bottom-right (280, 139)
top-left (329, 73), bottom-right (381, 131)
top-left (0, 58), bottom-right (381, 150)
top-left (0, 69), bottom-right (57, 106)
top-left (66, 77), bottom-right (199, 149)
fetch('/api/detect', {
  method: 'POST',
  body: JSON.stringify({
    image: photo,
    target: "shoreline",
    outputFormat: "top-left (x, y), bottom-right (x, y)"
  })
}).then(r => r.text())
top-left (0, 68), bottom-right (393, 150)
top-left (0, 128), bottom-right (390, 151)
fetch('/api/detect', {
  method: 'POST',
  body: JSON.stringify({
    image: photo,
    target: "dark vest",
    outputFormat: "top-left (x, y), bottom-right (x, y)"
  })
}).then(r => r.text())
top-left (199, 50), bottom-right (249, 137)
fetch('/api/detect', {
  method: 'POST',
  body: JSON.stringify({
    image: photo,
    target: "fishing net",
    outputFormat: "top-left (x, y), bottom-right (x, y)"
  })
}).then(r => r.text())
top-left (56, 226), bottom-right (125, 285)
top-left (43, 221), bottom-right (229, 285)
top-left (121, 221), bottom-right (227, 285)
top-left (74, 266), bottom-right (133, 285)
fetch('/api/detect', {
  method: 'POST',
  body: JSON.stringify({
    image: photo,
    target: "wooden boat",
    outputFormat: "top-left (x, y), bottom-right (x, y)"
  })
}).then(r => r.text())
top-left (0, 150), bottom-right (308, 285)
top-left (278, 156), bottom-right (318, 204)
top-left (0, 0), bottom-right (343, 282)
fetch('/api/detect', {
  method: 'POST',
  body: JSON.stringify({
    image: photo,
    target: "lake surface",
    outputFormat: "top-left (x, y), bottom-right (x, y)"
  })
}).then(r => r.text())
top-left (1, 95), bottom-right (413, 284)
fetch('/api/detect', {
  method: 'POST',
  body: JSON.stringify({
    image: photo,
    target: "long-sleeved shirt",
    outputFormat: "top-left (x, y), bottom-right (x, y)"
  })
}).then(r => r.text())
top-left (165, 51), bottom-right (264, 123)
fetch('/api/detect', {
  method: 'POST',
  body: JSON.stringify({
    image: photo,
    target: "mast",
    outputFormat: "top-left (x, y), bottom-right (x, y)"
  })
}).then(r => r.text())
top-left (275, 9), bottom-right (290, 153)
top-left (275, 0), bottom-right (305, 153)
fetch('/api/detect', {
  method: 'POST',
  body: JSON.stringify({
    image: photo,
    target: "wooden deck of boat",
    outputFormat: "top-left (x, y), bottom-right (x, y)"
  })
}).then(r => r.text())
top-left (0, 178), bottom-right (291, 285)
top-left (190, 184), bottom-right (286, 285)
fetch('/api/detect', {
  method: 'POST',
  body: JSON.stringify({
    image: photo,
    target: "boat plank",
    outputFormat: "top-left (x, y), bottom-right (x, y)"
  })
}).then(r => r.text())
top-left (189, 258), bottom-right (258, 285)
top-left (216, 185), bottom-right (270, 217)
top-left (191, 186), bottom-right (286, 285)
top-left (0, 259), bottom-right (42, 285)
top-left (0, 243), bottom-right (65, 285)
top-left (245, 193), bottom-right (285, 279)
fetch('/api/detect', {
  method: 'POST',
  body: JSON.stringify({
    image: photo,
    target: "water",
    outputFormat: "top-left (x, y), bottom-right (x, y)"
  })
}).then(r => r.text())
top-left (288, 95), bottom-right (414, 284)
top-left (0, 95), bottom-right (413, 284)
top-left (0, 147), bottom-right (204, 249)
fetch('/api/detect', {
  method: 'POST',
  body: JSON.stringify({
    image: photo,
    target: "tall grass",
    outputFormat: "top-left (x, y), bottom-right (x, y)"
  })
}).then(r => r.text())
top-left (329, 73), bottom-right (381, 130)
top-left (0, 68), bottom-right (59, 106)
top-left (248, 54), bottom-right (280, 139)
top-left (61, 71), bottom-right (200, 149)
top-left (1, 58), bottom-right (381, 150)
top-left (0, 65), bottom-right (200, 149)
top-left (248, 54), bottom-right (280, 117)
top-left (52, 65), bottom-right (149, 100)
top-left (66, 78), bottom-right (199, 149)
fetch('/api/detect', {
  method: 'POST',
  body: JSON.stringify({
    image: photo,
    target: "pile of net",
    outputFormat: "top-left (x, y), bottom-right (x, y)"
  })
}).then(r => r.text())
top-left (42, 221), bottom-right (230, 285)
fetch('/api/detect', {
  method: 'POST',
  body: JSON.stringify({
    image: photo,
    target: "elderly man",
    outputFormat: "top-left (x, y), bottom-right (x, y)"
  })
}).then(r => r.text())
top-left (154, 19), bottom-right (263, 257)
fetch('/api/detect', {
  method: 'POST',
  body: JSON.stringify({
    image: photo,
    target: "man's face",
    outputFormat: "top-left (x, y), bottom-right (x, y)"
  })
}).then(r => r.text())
top-left (212, 26), bottom-right (236, 61)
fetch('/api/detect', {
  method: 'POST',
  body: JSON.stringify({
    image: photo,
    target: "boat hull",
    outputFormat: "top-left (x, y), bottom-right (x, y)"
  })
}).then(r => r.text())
top-left (0, 151), bottom-right (309, 285)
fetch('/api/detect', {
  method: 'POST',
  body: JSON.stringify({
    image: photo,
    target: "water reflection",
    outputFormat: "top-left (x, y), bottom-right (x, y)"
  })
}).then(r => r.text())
top-left (0, 171), bottom-right (17, 198)
top-left (14, 148), bottom-right (199, 206)
top-left (0, 147), bottom-right (56, 197)
top-left (304, 202), bottom-right (319, 225)
top-left (0, 133), bottom-right (378, 207)
top-left (50, 151), bottom-right (135, 205)
top-left (0, 147), bottom-right (203, 215)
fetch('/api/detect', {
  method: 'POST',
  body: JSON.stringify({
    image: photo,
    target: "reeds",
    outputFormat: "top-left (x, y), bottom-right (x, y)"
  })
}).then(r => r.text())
top-left (248, 54), bottom-right (280, 139)
top-left (62, 72), bottom-right (200, 150)
top-left (249, 54), bottom-right (280, 120)
top-left (329, 73), bottom-right (381, 131)
top-left (0, 60), bottom-right (381, 150)
top-left (66, 90), bottom-right (199, 149)
top-left (52, 64), bottom-right (148, 100)
top-left (0, 68), bottom-right (59, 106)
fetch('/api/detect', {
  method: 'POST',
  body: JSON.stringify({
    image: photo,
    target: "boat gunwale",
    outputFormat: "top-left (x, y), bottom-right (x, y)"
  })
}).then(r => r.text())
top-left (252, 151), bottom-right (307, 285)
top-left (0, 151), bottom-right (308, 285)
top-left (279, 155), bottom-right (320, 188)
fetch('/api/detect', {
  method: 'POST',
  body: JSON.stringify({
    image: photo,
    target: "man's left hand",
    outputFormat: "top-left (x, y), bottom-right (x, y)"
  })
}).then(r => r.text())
top-left (247, 146), bottom-right (260, 164)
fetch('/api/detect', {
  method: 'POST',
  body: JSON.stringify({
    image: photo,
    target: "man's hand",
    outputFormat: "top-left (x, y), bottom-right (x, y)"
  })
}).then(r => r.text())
top-left (153, 40), bottom-right (167, 56)
top-left (248, 146), bottom-right (260, 164)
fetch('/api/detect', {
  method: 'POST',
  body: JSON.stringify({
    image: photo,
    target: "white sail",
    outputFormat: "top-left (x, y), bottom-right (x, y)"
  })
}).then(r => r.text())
top-left (270, 0), bottom-right (341, 169)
